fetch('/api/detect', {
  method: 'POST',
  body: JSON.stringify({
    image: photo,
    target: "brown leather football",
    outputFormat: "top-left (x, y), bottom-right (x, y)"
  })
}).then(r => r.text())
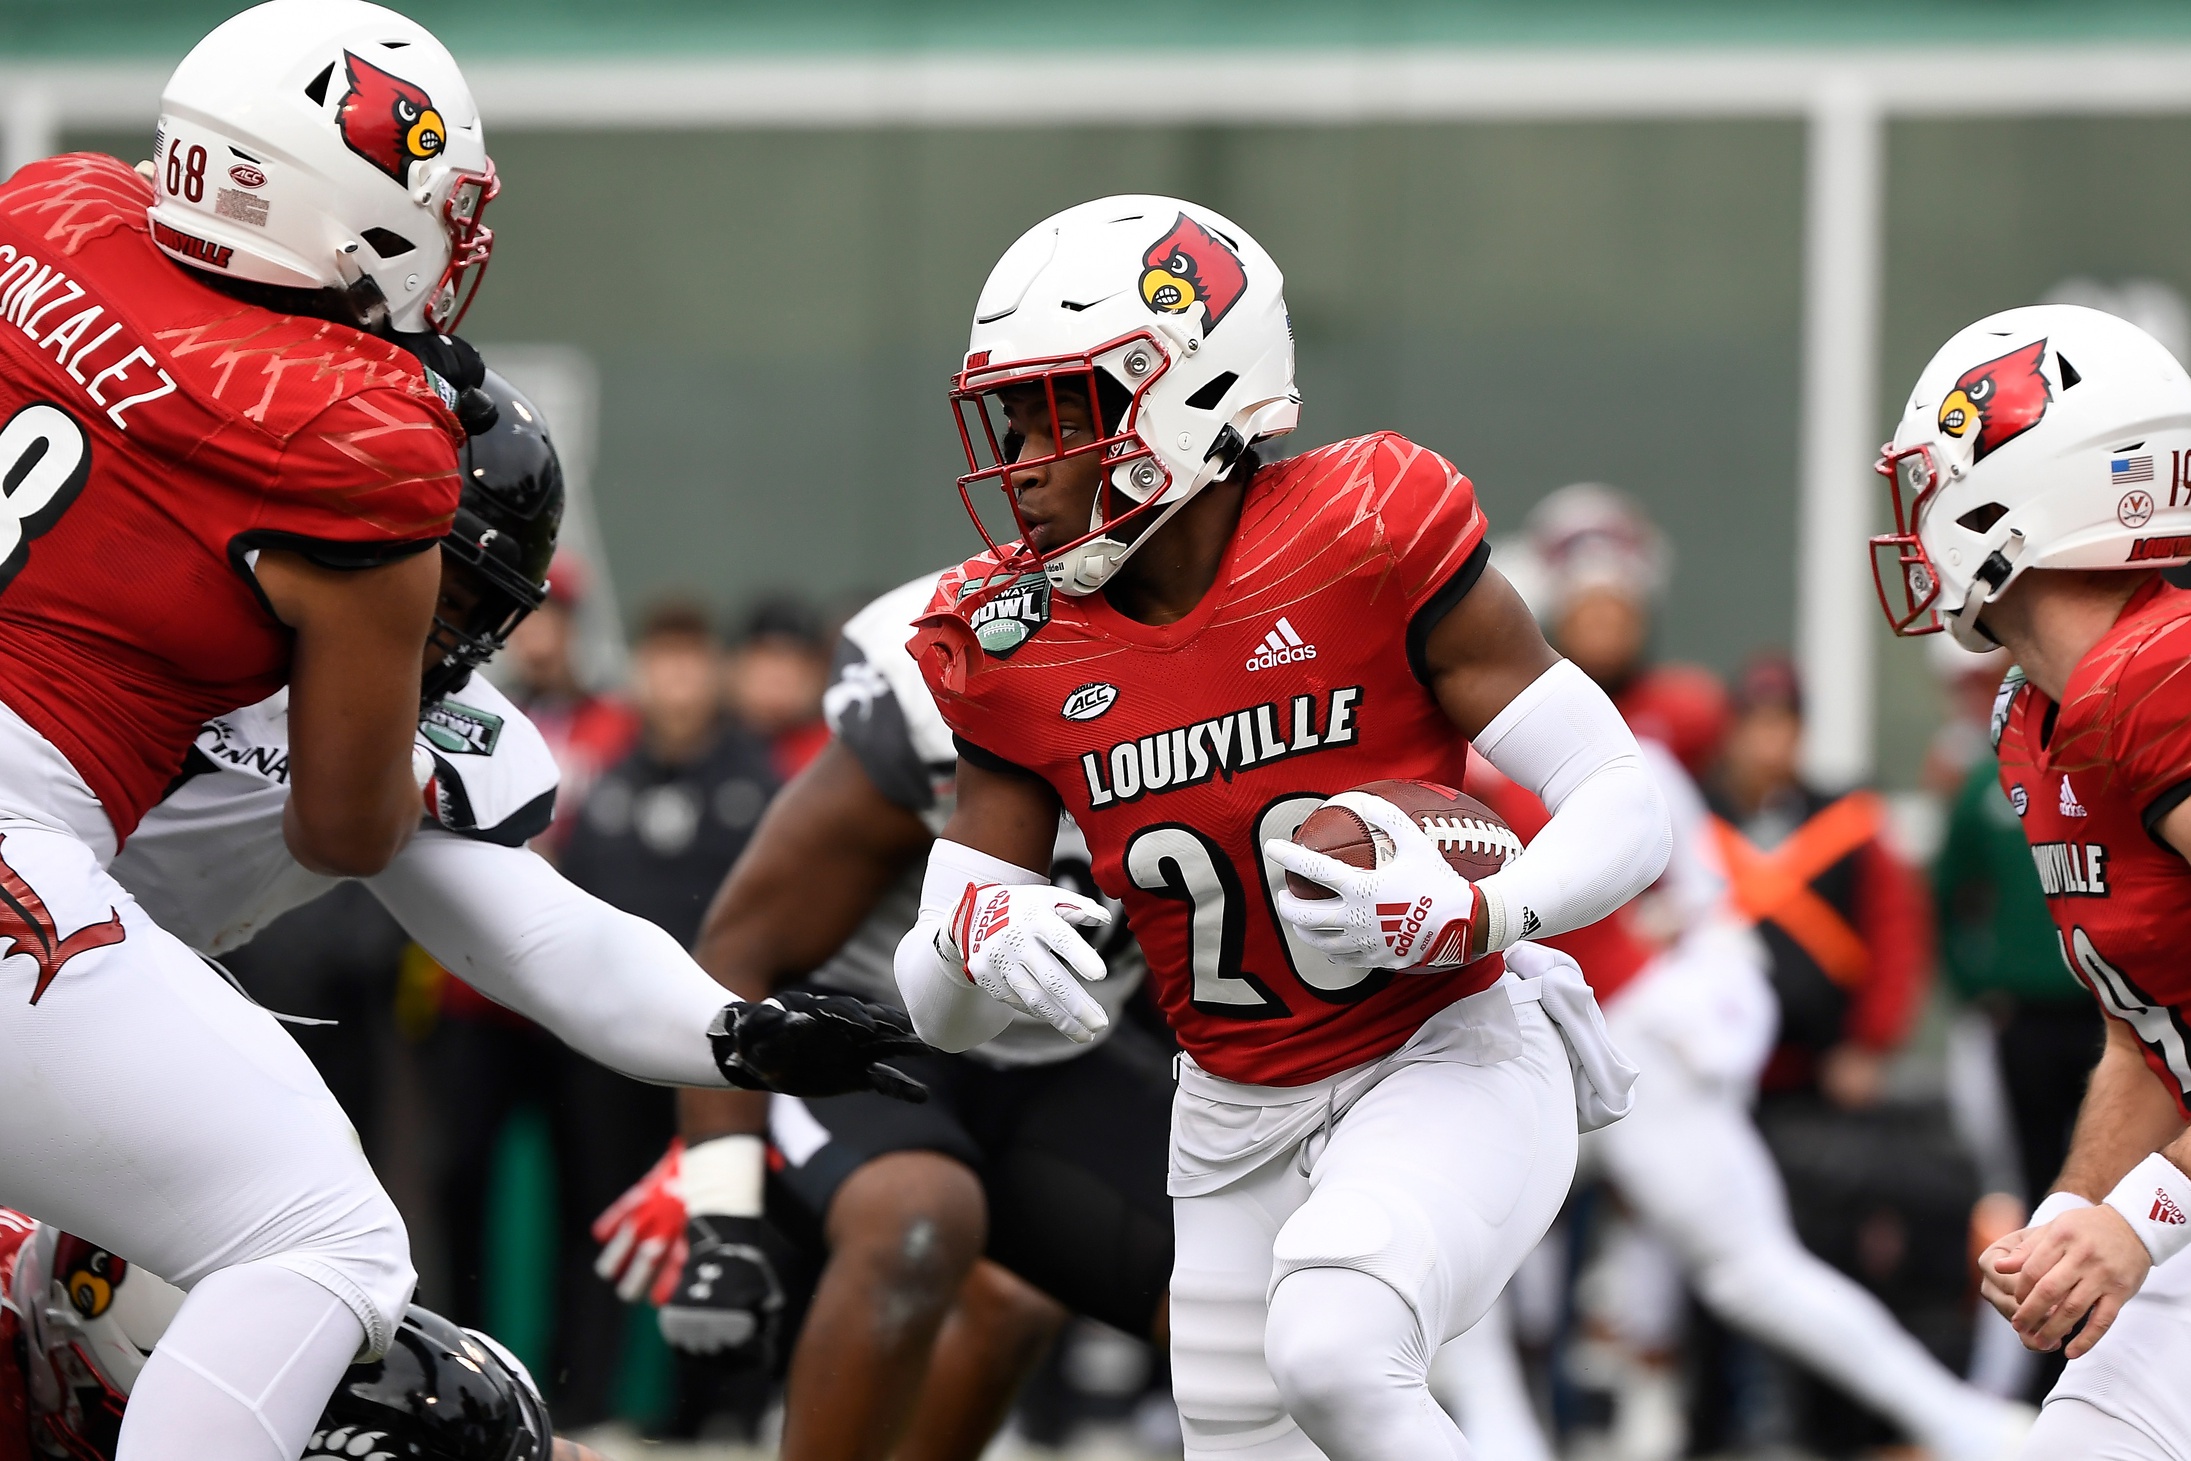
top-left (1285, 779), bottom-right (1523, 899)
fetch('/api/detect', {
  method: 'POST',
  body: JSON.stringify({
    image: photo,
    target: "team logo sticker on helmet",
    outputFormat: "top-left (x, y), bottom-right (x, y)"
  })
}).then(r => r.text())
top-left (1938, 340), bottom-right (2053, 462)
top-left (54, 1236), bottom-right (126, 1319)
top-left (336, 51), bottom-right (447, 187)
top-left (957, 570), bottom-right (1052, 657)
top-left (2119, 489), bottom-right (2156, 528)
top-left (1140, 214), bottom-right (1248, 333)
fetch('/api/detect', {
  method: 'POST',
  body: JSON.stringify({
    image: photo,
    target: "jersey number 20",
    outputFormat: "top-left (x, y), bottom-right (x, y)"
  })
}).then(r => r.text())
top-left (0, 403), bottom-right (92, 593)
top-left (1124, 795), bottom-right (1392, 1021)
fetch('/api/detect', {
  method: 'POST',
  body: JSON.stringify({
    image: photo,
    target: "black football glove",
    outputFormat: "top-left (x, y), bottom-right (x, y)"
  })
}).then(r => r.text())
top-left (656, 1213), bottom-right (795, 1365)
top-left (386, 329), bottom-right (498, 436)
top-left (708, 992), bottom-right (930, 1103)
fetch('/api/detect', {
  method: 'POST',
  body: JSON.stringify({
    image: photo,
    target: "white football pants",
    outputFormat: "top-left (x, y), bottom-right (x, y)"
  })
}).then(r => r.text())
top-left (0, 791), bottom-right (413, 1459)
top-left (2024, 1246), bottom-right (2191, 1461)
top-left (1439, 942), bottom-right (2019, 1459)
top-left (1169, 997), bottom-right (1577, 1461)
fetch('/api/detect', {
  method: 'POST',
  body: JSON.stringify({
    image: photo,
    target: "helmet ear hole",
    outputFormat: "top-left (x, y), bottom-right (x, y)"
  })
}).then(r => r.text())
top-left (1184, 371), bottom-right (1239, 412)
top-left (1093, 370), bottom-right (1133, 435)
top-left (361, 227), bottom-right (415, 258)
top-left (1957, 502), bottom-right (2010, 533)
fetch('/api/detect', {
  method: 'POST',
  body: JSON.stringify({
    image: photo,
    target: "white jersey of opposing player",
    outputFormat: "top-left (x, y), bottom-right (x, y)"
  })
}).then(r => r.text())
top-left (114, 677), bottom-right (555, 955)
top-left (816, 572), bottom-right (1145, 1068)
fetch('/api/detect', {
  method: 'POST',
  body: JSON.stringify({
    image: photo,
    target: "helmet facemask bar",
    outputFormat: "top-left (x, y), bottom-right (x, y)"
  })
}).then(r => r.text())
top-left (425, 157), bottom-right (499, 333)
top-left (1869, 442), bottom-right (1948, 636)
top-left (421, 545), bottom-right (545, 707)
top-left (948, 335), bottom-right (1173, 580)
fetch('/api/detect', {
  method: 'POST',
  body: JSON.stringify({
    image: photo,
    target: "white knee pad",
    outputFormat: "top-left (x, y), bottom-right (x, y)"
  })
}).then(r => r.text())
top-left (1270, 1181), bottom-right (1444, 1338)
top-left (259, 1189), bottom-right (415, 1361)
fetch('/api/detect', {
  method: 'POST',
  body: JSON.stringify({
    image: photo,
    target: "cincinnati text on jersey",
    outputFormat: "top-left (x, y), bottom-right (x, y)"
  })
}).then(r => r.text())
top-left (0, 243), bottom-right (178, 432)
top-left (197, 716), bottom-right (289, 783)
top-left (1080, 687), bottom-right (1361, 808)
top-left (2032, 840), bottom-right (2108, 897)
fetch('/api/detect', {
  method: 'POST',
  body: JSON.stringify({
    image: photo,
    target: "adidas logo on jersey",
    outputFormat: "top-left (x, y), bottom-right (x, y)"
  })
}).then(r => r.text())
top-left (2151, 1189), bottom-right (2187, 1226)
top-left (1245, 617), bottom-right (1317, 672)
top-left (2060, 777), bottom-right (2087, 817)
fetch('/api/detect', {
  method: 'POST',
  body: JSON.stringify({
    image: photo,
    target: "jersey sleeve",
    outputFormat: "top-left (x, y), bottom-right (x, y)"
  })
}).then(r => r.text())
top-left (1367, 435), bottom-right (1493, 683)
top-left (255, 386), bottom-right (463, 562)
top-left (825, 573), bottom-right (957, 813)
top-left (2111, 622), bottom-right (2191, 838)
top-left (417, 680), bottom-right (560, 847)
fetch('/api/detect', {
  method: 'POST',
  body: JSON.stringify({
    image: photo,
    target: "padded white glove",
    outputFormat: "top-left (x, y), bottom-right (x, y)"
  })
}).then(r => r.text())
top-left (1264, 791), bottom-right (1483, 970)
top-left (950, 880), bottom-right (1114, 1043)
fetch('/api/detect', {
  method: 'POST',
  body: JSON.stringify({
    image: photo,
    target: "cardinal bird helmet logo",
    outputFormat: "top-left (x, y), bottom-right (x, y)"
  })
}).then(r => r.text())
top-left (53, 1236), bottom-right (126, 1320)
top-left (336, 51), bottom-right (448, 187)
top-left (1140, 214), bottom-right (1249, 334)
top-left (1938, 339), bottom-right (2053, 463)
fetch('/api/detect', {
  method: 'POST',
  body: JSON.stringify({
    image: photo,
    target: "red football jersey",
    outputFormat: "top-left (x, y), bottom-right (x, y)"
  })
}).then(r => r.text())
top-left (0, 154), bottom-right (463, 839)
top-left (916, 432), bottom-right (1502, 1086)
top-left (1995, 579), bottom-right (2191, 1118)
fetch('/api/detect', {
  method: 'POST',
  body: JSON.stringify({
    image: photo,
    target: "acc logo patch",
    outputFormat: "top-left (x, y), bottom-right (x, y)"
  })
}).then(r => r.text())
top-left (2009, 784), bottom-right (2028, 817)
top-left (336, 50), bottom-right (447, 186)
top-left (958, 571), bottom-right (1051, 658)
top-left (227, 163), bottom-right (266, 189)
top-left (1061, 683), bottom-right (1118, 721)
top-left (1141, 214), bottom-right (1248, 334)
top-left (421, 699), bottom-right (504, 756)
top-left (1938, 340), bottom-right (2052, 463)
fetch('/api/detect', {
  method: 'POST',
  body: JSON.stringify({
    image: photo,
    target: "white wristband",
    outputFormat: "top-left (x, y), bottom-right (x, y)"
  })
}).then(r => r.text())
top-left (682, 1134), bottom-right (765, 1219)
top-left (2103, 1153), bottom-right (2191, 1266)
top-left (2029, 1190), bottom-right (2095, 1228)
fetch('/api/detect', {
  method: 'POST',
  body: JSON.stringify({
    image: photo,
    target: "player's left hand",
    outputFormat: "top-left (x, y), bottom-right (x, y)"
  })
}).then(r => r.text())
top-left (1265, 795), bottom-right (1482, 970)
top-left (592, 1139), bottom-right (689, 1305)
top-left (1983, 1206), bottom-right (2153, 1358)
top-left (710, 992), bottom-right (932, 1103)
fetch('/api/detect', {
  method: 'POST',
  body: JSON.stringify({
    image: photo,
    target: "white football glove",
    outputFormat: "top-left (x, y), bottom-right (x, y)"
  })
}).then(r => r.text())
top-left (1265, 791), bottom-right (1483, 971)
top-left (947, 881), bottom-right (1113, 1042)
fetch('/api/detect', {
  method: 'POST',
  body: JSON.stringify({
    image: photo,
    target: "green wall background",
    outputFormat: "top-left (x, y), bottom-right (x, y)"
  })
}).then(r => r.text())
top-left (62, 109), bottom-right (2191, 784)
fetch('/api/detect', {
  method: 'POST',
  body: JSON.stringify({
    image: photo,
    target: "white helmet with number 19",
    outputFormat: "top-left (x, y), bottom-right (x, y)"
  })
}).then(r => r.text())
top-left (149, 0), bottom-right (496, 334)
top-left (1872, 304), bottom-right (2191, 649)
top-left (950, 195), bottom-right (1299, 596)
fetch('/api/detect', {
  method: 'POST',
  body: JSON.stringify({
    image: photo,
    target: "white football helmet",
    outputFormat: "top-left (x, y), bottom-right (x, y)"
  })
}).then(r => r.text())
top-left (14, 1225), bottom-right (185, 1450)
top-left (1873, 304), bottom-right (2191, 648)
top-left (950, 195), bottom-right (1299, 596)
top-left (149, 0), bottom-right (495, 333)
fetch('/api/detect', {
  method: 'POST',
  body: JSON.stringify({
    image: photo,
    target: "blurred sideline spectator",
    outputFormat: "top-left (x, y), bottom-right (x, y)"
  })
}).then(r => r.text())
top-left (552, 600), bottom-right (780, 1430)
top-left (1523, 483), bottom-right (1732, 781)
top-left (502, 553), bottom-right (642, 860)
top-left (723, 594), bottom-right (831, 779)
top-left (1710, 653), bottom-right (1930, 1107)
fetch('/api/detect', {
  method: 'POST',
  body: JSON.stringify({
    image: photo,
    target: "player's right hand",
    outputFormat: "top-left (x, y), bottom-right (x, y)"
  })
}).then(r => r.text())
top-left (948, 881), bottom-right (1112, 1042)
top-left (591, 1139), bottom-right (688, 1305)
top-left (657, 1213), bottom-right (796, 1367)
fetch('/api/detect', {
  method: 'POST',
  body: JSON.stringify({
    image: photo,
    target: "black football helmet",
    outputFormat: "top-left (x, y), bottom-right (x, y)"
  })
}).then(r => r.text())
top-left (423, 368), bottom-right (565, 707)
top-left (301, 1305), bottom-right (552, 1461)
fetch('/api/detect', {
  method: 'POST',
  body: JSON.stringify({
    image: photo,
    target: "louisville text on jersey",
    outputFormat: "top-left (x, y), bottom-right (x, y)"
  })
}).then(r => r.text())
top-left (2031, 840), bottom-right (2108, 897)
top-left (1080, 687), bottom-right (1361, 808)
top-left (0, 242), bottom-right (179, 432)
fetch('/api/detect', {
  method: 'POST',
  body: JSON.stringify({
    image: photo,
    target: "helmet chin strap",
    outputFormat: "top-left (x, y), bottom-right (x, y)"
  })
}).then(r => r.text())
top-left (1046, 430), bottom-right (1247, 597)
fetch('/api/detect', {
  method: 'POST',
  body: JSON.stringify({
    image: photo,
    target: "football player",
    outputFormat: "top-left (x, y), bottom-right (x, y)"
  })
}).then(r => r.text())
top-left (594, 568), bottom-right (1173, 1461)
top-left (1447, 496), bottom-right (2029, 1460)
top-left (0, 4), bottom-right (514, 1453)
top-left (892, 196), bottom-right (1669, 1461)
top-left (1875, 305), bottom-right (2191, 1459)
top-left (0, 1207), bottom-right (607, 1461)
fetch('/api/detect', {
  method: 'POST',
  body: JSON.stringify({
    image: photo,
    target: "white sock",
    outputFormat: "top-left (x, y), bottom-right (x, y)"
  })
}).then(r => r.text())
top-left (117, 1261), bottom-right (366, 1461)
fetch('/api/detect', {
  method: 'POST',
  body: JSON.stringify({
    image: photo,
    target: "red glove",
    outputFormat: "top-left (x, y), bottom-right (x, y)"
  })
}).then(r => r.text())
top-left (592, 1138), bottom-right (688, 1305)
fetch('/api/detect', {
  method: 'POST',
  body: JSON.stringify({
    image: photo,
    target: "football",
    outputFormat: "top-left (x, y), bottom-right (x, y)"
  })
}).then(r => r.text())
top-left (1285, 780), bottom-right (1523, 899)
